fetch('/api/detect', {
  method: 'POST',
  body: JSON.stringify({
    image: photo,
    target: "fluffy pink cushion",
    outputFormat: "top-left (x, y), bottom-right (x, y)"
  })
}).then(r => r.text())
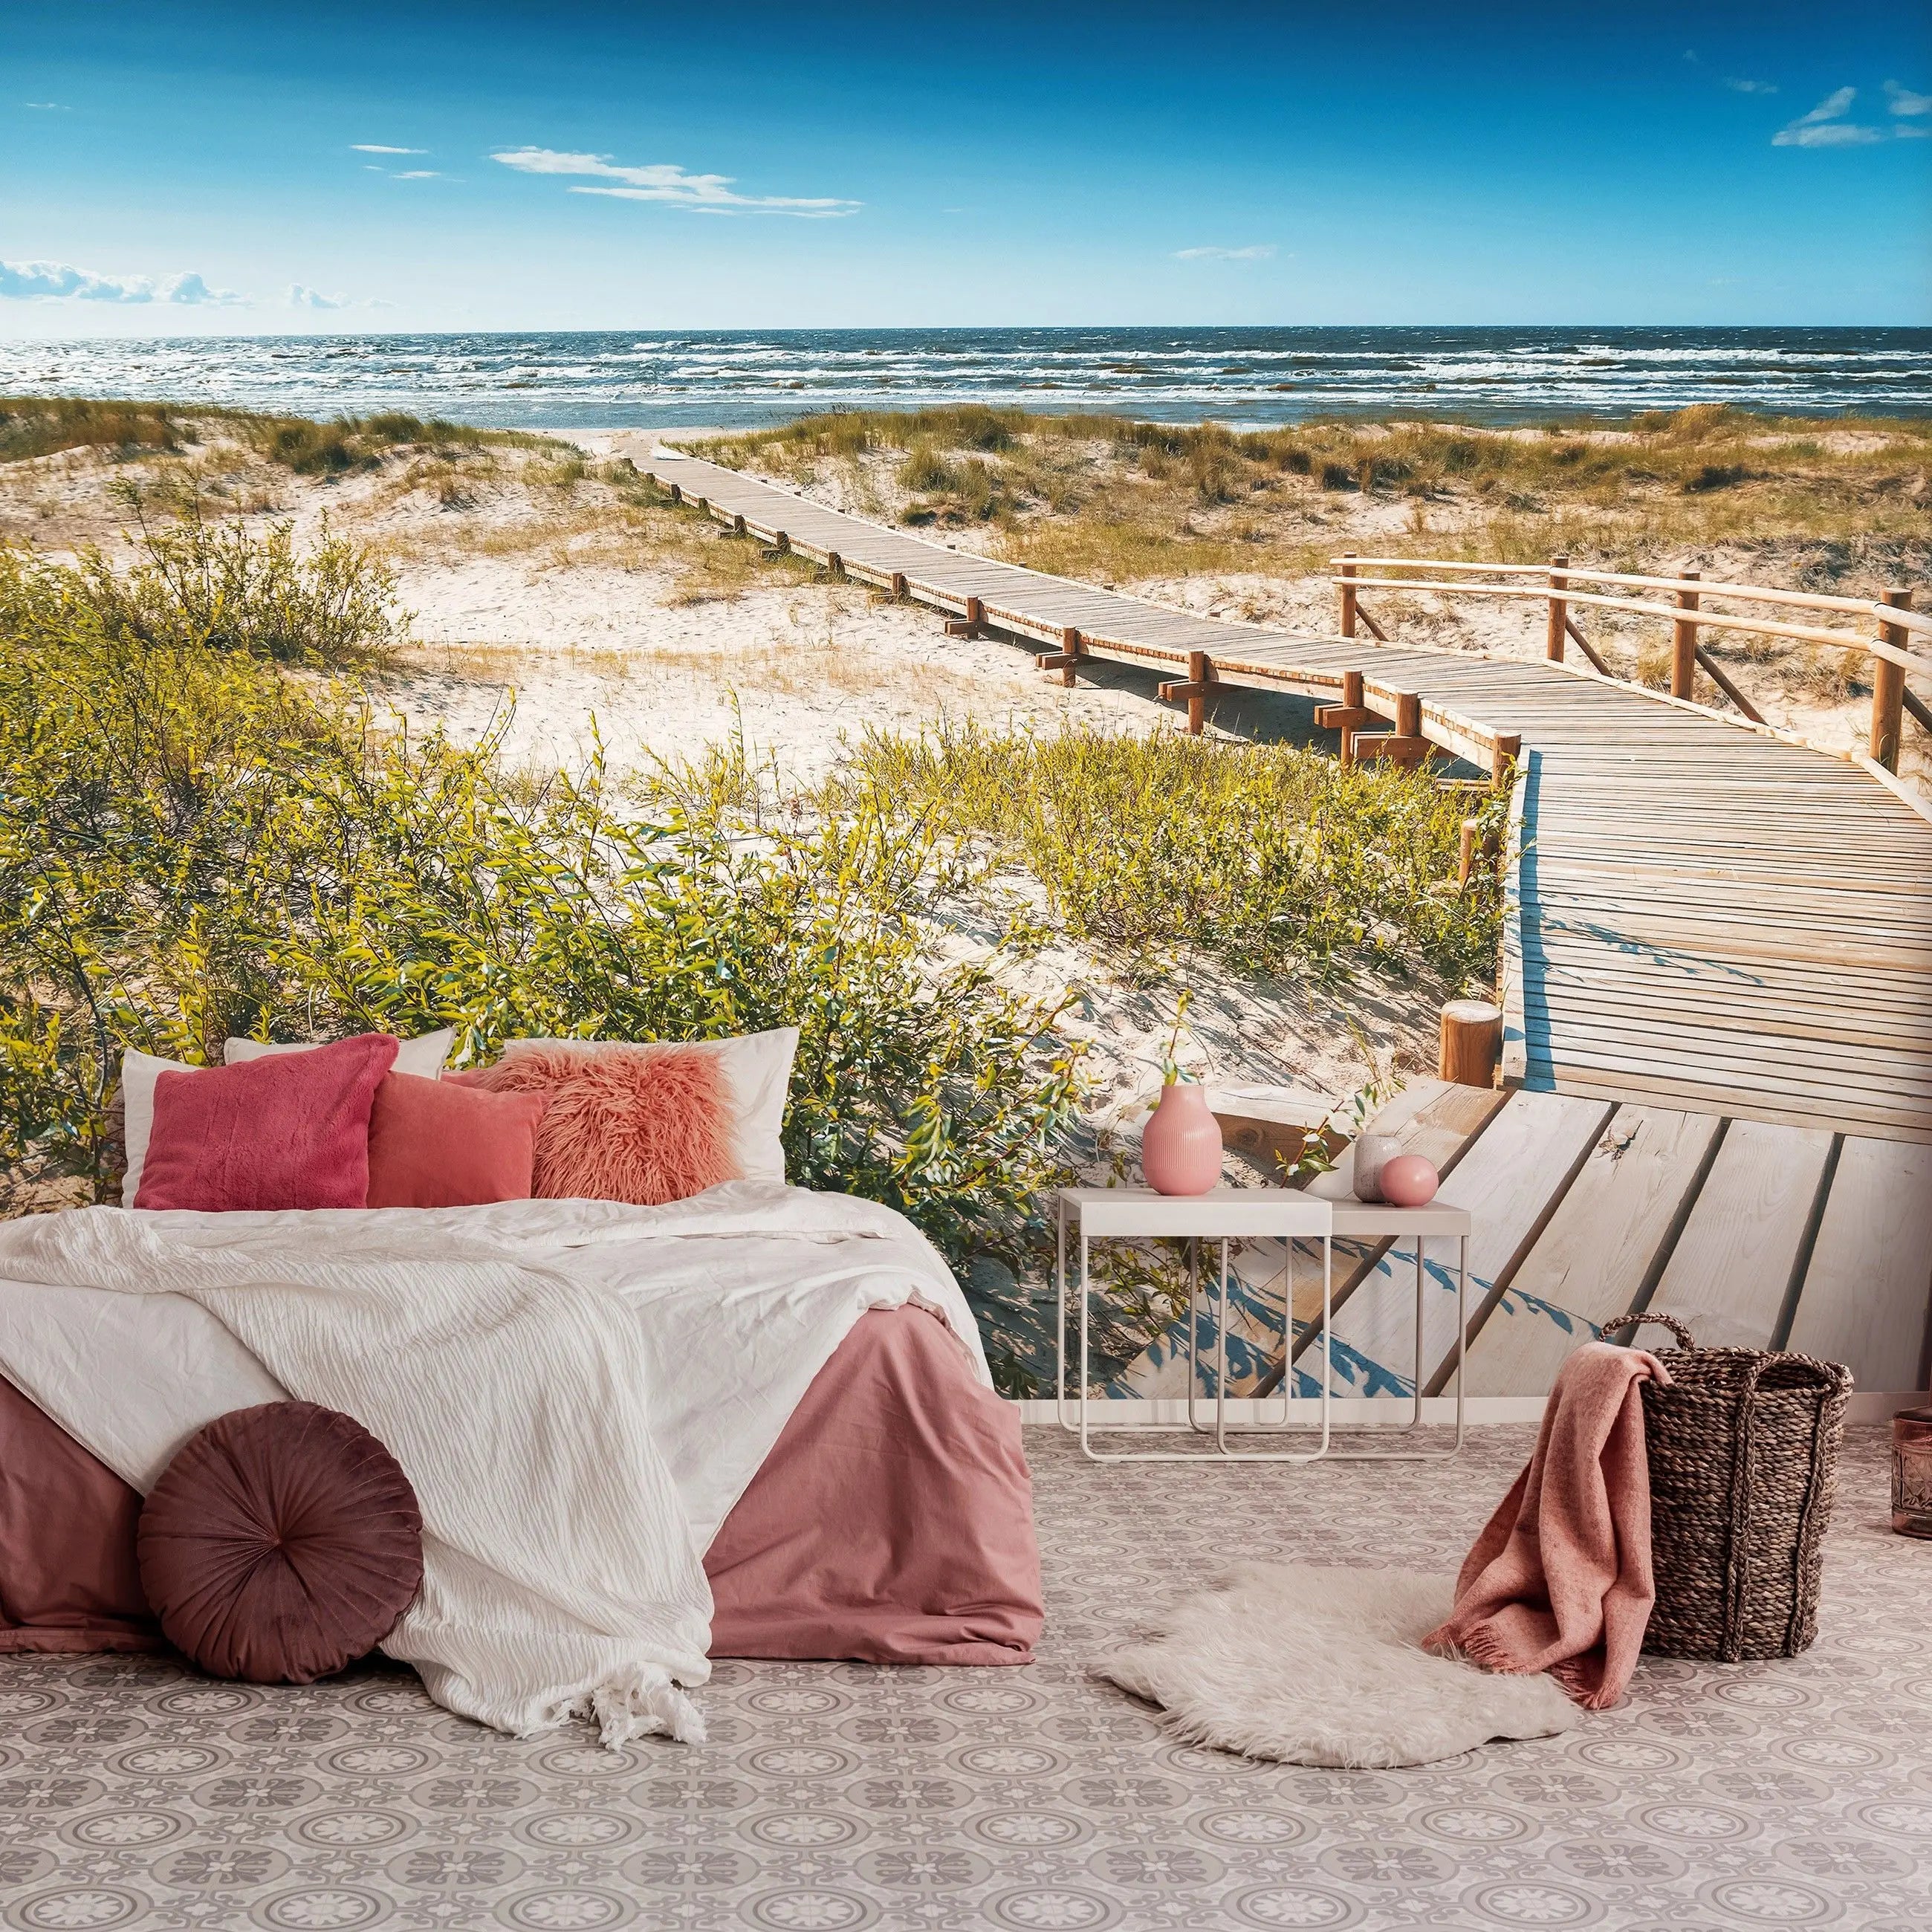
top-left (137, 1401), bottom-right (423, 1684)
top-left (134, 1035), bottom-right (399, 1212)
top-left (365, 1073), bottom-right (548, 1209)
top-left (460, 1045), bottom-right (739, 1205)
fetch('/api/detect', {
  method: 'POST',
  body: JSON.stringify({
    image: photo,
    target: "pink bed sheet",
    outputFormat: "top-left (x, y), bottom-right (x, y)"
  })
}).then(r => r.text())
top-left (1, 1303), bottom-right (1042, 1669)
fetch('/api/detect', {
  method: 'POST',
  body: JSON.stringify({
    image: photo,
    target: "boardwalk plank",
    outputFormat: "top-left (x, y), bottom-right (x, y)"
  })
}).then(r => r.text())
top-left (1786, 1139), bottom-right (1932, 1390)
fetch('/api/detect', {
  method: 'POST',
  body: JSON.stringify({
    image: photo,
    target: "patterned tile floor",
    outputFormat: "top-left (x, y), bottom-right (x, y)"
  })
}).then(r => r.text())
top-left (3, 1426), bottom-right (1929, 1932)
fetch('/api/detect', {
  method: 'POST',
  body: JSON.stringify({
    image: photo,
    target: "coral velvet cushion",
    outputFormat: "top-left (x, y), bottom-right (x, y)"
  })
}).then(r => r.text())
top-left (458, 1044), bottom-right (739, 1205)
top-left (133, 1034), bottom-right (399, 1212)
top-left (136, 1401), bottom-right (424, 1685)
top-left (365, 1072), bottom-right (547, 1209)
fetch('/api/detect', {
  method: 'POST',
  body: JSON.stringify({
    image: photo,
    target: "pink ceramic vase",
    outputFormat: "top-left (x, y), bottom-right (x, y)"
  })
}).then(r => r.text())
top-left (1142, 1080), bottom-right (1224, 1196)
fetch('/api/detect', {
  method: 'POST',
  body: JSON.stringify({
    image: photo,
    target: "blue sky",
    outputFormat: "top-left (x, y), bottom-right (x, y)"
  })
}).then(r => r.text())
top-left (5, 1), bottom-right (1929, 334)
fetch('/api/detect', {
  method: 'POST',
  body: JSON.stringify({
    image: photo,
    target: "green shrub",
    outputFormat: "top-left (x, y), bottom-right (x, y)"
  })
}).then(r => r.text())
top-left (817, 723), bottom-right (1504, 991)
top-left (4, 488), bottom-right (405, 667)
top-left (0, 548), bottom-right (1086, 1388)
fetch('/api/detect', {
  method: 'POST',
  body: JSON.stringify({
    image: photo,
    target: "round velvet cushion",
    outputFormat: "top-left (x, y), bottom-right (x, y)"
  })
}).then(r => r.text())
top-left (137, 1401), bottom-right (424, 1684)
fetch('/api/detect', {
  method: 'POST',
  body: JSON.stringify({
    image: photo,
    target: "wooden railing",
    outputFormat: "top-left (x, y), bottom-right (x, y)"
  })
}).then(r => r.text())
top-left (1331, 554), bottom-right (1928, 777)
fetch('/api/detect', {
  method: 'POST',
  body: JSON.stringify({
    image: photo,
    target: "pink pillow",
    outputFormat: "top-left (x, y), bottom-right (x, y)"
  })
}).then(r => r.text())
top-left (133, 1034), bottom-right (399, 1212)
top-left (461, 1045), bottom-right (739, 1205)
top-left (365, 1073), bottom-right (548, 1208)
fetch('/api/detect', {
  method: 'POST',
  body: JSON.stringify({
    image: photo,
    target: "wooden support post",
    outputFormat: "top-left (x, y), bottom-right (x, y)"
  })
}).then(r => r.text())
top-left (944, 595), bottom-right (985, 637)
top-left (1061, 626), bottom-right (1082, 687)
top-left (773, 531), bottom-right (790, 554)
top-left (732, 513), bottom-right (748, 536)
top-left (1872, 588), bottom-right (1911, 772)
top-left (1156, 650), bottom-right (1213, 732)
top-left (1395, 691), bottom-right (1421, 739)
top-left (1439, 1000), bottom-right (1503, 1089)
top-left (1339, 554), bottom-right (1358, 638)
top-left (696, 496), bottom-right (710, 514)
top-left (891, 572), bottom-right (908, 600)
top-left (1314, 672), bottom-right (1376, 763)
top-left (1491, 733), bottom-right (1521, 789)
top-left (1670, 569), bottom-right (1700, 700)
top-left (826, 551), bottom-right (843, 578)
top-left (1546, 554), bottom-right (1568, 663)
top-left (1458, 819), bottom-right (1479, 887)
top-left (668, 482), bottom-right (683, 505)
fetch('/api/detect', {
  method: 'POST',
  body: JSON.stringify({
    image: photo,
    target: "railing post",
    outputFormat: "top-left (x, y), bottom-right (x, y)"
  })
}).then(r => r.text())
top-left (1339, 554), bottom-right (1358, 639)
top-left (1873, 588), bottom-right (1911, 771)
top-left (1670, 569), bottom-right (1701, 700)
top-left (1458, 818), bottom-right (1479, 887)
top-left (1546, 554), bottom-right (1568, 662)
top-left (1187, 650), bottom-right (1208, 736)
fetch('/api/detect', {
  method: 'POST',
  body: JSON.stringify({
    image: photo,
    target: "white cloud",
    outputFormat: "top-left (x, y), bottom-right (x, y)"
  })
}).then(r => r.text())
top-left (0, 259), bottom-right (242, 303)
top-left (1885, 80), bottom-right (1932, 116)
top-left (391, 169), bottom-right (444, 179)
top-left (1724, 77), bottom-right (1777, 95)
top-left (1173, 244), bottom-right (1276, 262)
top-left (23, 101), bottom-right (69, 111)
top-left (287, 283), bottom-right (350, 310)
top-left (351, 143), bottom-right (425, 154)
top-left (490, 146), bottom-right (860, 216)
top-left (1773, 86), bottom-right (1884, 146)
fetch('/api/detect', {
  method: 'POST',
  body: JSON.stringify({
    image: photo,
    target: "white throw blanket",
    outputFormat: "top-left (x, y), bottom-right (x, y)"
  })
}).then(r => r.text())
top-left (0, 1184), bottom-right (979, 1745)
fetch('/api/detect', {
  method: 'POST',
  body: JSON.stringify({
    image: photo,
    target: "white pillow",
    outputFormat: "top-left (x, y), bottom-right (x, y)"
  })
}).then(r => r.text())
top-left (225, 1028), bottom-right (453, 1078)
top-left (117, 1030), bottom-right (455, 1206)
top-left (117, 1047), bottom-right (195, 1208)
top-left (498, 1026), bottom-right (798, 1184)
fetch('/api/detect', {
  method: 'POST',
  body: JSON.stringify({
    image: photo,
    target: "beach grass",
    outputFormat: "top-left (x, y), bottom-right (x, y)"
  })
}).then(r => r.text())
top-left (694, 403), bottom-right (1932, 583)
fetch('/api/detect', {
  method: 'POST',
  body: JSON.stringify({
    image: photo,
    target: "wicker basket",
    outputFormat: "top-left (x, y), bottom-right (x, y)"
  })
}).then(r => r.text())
top-left (1606, 1311), bottom-right (1852, 1662)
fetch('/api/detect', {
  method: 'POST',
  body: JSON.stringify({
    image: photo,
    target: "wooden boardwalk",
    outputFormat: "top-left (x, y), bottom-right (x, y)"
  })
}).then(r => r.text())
top-left (633, 449), bottom-right (1932, 1394)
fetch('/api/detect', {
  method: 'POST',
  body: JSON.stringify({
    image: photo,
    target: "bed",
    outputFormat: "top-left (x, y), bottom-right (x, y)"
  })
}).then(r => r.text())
top-left (0, 1186), bottom-right (1043, 1731)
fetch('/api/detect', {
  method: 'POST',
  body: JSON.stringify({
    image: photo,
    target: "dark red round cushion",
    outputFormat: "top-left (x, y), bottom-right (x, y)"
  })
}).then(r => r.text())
top-left (137, 1401), bottom-right (424, 1684)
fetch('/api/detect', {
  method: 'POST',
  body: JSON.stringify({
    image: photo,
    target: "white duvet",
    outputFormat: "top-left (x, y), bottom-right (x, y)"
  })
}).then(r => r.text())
top-left (0, 1183), bottom-right (982, 1745)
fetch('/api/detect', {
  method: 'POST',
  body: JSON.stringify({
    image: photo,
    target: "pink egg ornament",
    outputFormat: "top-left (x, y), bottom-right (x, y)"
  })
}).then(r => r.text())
top-left (1377, 1153), bottom-right (1440, 1208)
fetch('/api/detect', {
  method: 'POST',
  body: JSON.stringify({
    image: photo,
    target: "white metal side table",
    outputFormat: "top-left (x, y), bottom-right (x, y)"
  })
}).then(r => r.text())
top-left (1054, 1187), bottom-right (1474, 1462)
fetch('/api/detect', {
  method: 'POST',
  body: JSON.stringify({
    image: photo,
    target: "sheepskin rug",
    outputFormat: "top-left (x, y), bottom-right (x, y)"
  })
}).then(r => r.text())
top-left (1095, 1562), bottom-right (1581, 1768)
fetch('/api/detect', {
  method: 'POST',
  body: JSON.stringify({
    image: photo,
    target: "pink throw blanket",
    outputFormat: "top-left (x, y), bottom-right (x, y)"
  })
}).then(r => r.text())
top-left (1426, 1341), bottom-right (1670, 1709)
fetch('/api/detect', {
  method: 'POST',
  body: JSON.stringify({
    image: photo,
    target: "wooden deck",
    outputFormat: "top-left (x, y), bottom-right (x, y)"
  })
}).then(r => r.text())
top-left (632, 449), bottom-right (1932, 1395)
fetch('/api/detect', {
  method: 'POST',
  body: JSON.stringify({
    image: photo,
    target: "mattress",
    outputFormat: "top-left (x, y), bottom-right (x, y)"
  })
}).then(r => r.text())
top-left (0, 1304), bottom-right (1043, 1670)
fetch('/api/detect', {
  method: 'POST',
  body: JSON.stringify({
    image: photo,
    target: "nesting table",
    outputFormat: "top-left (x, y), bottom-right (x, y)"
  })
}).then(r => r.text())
top-left (1054, 1186), bottom-right (1474, 1462)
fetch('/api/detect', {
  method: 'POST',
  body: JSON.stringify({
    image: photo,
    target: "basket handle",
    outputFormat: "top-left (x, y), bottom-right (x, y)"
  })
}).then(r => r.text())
top-left (1601, 1310), bottom-right (1696, 1350)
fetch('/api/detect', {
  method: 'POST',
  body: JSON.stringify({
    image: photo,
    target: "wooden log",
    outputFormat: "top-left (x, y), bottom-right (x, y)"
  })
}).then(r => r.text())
top-left (1338, 554), bottom-right (1358, 638)
top-left (1315, 704), bottom-right (1378, 732)
top-left (1546, 554), bottom-right (1568, 663)
top-left (1872, 589), bottom-right (1911, 771)
top-left (1670, 570), bottom-right (1699, 700)
top-left (1061, 625), bottom-right (1082, 687)
top-left (1355, 603), bottom-right (1389, 643)
top-left (1394, 690), bottom-right (1421, 738)
top-left (1439, 1000), bottom-right (1503, 1088)
top-left (1036, 652), bottom-right (1079, 672)
top-left (1458, 818), bottom-right (1479, 887)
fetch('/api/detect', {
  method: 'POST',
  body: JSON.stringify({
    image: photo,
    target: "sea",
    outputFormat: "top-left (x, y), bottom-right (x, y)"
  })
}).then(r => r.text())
top-left (2, 325), bottom-right (1927, 432)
